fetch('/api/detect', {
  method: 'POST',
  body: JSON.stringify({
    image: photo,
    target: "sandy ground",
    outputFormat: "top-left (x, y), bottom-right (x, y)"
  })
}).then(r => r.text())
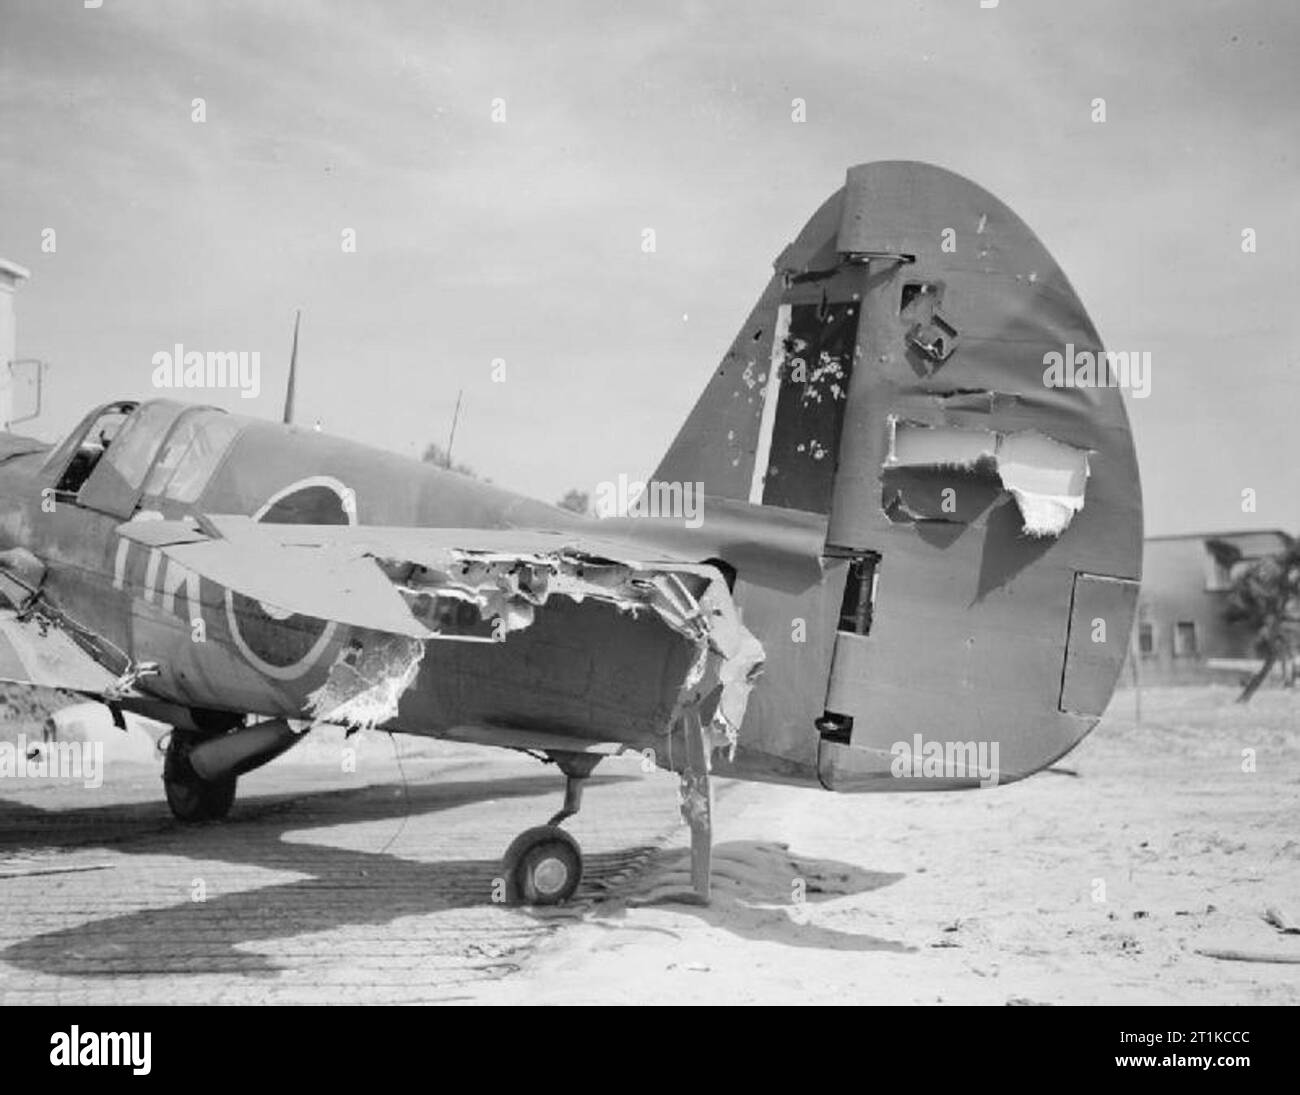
top-left (1, 685), bottom-right (1297, 1004)
top-left (473, 686), bottom-right (1300, 1005)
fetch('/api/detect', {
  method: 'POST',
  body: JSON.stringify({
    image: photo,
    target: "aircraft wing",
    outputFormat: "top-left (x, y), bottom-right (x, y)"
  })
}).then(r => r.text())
top-left (124, 516), bottom-right (728, 638)
top-left (149, 533), bottom-right (437, 639)
top-left (193, 515), bottom-right (693, 569)
top-left (121, 516), bottom-right (765, 740)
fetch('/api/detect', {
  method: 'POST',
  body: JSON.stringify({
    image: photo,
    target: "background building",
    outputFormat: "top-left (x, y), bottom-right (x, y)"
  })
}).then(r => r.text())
top-left (1129, 530), bottom-right (1292, 685)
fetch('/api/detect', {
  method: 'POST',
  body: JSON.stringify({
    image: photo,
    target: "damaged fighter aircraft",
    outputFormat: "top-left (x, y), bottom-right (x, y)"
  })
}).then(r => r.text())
top-left (0, 161), bottom-right (1141, 904)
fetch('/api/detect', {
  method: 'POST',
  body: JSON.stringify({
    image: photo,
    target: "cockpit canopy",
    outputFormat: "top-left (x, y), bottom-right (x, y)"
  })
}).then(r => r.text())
top-left (45, 399), bottom-right (243, 517)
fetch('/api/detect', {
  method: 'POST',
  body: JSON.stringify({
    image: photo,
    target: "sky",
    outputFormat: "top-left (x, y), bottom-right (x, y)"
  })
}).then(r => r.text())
top-left (0, 0), bottom-right (1296, 536)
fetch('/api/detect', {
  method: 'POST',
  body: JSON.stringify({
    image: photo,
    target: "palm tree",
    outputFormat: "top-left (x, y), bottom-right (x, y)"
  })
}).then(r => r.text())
top-left (1209, 535), bottom-right (1300, 703)
top-left (556, 490), bottom-right (590, 515)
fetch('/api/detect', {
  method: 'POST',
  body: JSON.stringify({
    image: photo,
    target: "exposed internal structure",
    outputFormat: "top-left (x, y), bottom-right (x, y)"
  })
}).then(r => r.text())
top-left (159, 521), bottom-right (767, 753)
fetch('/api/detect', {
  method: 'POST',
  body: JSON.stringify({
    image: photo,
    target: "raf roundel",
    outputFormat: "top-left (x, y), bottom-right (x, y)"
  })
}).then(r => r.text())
top-left (223, 476), bottom-right (357, 680)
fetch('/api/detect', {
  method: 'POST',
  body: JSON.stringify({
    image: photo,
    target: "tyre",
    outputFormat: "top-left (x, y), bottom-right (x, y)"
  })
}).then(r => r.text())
top-left (502, 825), bottom-right (582, 905)
top-left (163, 731), bottom-right (237, 822)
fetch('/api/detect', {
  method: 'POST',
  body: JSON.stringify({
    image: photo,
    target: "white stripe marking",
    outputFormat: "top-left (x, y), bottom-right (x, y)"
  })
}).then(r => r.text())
top-left (112, 538), bottom-right (130, 591)
top-left (748, 303), bottom-right (792, 505)
top-left (143, 549), bottom-right (160, 604)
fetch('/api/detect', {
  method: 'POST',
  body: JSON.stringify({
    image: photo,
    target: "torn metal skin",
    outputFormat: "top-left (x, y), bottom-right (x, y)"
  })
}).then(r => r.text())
top-left (301, 542), bottom-right (765, 762)
top-left (885, 416), bottom-right (1093, 538)
top-left (305, 633), bottom-right (425, 732)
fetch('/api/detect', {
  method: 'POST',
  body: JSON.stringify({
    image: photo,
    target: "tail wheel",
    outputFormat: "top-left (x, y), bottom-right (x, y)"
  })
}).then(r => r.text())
top-left (503, 825), bottom-right (583, 905)
top-left (163, 731), bottom-right (236, 822)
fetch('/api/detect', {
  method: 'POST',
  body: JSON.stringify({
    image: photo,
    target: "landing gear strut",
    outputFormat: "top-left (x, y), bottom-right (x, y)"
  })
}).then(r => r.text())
top-left (502, 752), bottom-right (601, 906)
top-left (163, 729), bottom-right (237, 823)
top-left (679, 709), bottom-right (714, 903)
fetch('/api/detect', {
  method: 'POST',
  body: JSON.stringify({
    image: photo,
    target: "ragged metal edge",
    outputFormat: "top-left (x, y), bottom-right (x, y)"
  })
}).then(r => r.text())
top-left (679, 767), bottom-right (711, 828)
top-left (304, 634), bottom-right (424, 732)
top-left (884, 415), bottom-right (1092, 538)
top-left (694, 573), bottom-right (765, 758)
top-left (303, 548), bottom-right (765, 752)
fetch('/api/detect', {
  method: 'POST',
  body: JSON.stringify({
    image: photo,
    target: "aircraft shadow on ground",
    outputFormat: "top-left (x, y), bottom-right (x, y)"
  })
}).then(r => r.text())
top-left (1, 779), bottom-right (912, 975)
top-left (0, 773), bottom-right (638, 977)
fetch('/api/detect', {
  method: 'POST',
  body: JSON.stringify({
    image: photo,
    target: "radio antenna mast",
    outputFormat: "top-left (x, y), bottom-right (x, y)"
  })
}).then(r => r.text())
top-left (282, 310), bottom-right (301, 425)
top-left (444, 389), bottom-right (464, 470)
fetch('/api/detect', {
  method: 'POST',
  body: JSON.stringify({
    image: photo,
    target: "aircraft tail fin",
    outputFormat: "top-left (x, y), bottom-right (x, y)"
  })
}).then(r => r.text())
top-left (651, 161), bottom-right (1143, 793)
top-left (652, 161), bottom-right (1141, 555)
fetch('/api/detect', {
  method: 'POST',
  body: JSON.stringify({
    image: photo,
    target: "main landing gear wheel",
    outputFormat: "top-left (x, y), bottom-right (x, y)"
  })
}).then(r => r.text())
top-left (503, 825), bottom-right (582, 906)
top-left (501, 751), bottom-right (600, 905)
top-left (163, 730), bottom-right (236, 822)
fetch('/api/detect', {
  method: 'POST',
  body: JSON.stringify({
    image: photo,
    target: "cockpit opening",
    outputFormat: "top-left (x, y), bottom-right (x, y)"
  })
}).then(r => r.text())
top-left (53, 401), bottom-right (137, 498)
top-left (45, 399), bottom-right (240, 519)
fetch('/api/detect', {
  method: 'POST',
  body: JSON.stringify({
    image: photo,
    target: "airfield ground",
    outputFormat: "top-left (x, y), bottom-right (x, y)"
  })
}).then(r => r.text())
top-left (1, 686), bottom-right (1296, 1005)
